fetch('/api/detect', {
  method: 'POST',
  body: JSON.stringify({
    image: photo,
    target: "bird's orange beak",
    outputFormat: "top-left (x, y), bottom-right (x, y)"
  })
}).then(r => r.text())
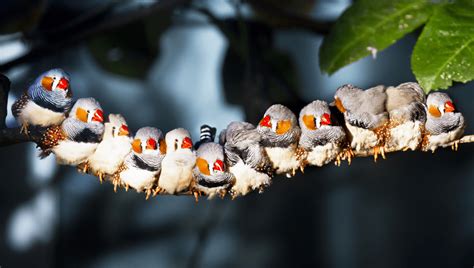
top-left (444, 101), bottom-right (455, 113)
top-left (213, 159), bottom-right (224, 172)
top-left (259, 115), bottom-right (272, 128)
top-left (181, 137), bottom-right (193, 149)
top-left (334, 97), bottom-right (346, 113)
top-left (92, 109), bottom-right (104, 123)
top-left (118, 124), bottom-right (129, 136)
top-left (132, 139), bottom-right (142, 154)
top-left (321, 113), bottom-right (331, 126)
top-left (146, 138), bottom-right (157, 150)
top-left (196, 157), bottom-right (210, 176)
top-left (159, 139), bottom-right (167, 154)
top-left (57, 78), bottom-right (69, 90)
top-left (41, 76), bottom-right (54, 91)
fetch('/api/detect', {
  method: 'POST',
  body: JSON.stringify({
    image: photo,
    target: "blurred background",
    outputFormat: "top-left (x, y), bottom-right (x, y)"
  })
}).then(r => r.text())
top-left (0, 0), bottom-right (473, 267)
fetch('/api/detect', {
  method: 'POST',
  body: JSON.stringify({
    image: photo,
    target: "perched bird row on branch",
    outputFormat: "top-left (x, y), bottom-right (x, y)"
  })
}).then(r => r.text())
top-left (10, 69), bottom-right (467, 200)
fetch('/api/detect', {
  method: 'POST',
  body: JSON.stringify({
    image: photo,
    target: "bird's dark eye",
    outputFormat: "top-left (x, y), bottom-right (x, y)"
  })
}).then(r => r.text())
top-left (174, 139), bottom-right (178, 150)
top-left (112, 126), bottom-right (116, 136)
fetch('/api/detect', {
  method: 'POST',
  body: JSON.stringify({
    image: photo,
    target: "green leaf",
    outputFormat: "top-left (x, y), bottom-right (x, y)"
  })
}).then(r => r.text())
top-left (319, 0), bottom-right (433, 74)
top-left (412, 1), bottom-right (474, 92)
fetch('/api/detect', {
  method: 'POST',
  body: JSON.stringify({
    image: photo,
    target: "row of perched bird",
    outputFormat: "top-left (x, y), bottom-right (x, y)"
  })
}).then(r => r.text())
top-left (11, 68), bottom-right (466, 200)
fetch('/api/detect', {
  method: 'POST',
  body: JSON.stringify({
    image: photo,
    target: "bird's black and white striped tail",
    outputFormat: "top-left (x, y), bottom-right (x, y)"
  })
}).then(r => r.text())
top-left (195, 124), bottom-right (216, 149)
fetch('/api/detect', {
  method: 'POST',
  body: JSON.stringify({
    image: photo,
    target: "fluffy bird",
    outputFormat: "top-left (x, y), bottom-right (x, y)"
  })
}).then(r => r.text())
top-left (12, 68), bottom-right (72, 133)
top-left (220, 121), bottom-right (272, 197)
top-left (423, 92), bottom-right (465, 152)
top-left (385, 82), bottom-right (426, 151)
top-left (192, 125), bottom-right (234, 200)
top-left (298, 100), bottom-right (347, 167)
top-left (257, 104), bottom-right (301, 177)
top-left (334, 84), bottom-right (389, 161)
top-left (85, 114), bottom-right (131, 184)
top-left (40, 98), bottom-right (104, 165)
top-left (115, 127), bottom-right (165, 199)
top-left (155, 128), bottom-right (196, 195)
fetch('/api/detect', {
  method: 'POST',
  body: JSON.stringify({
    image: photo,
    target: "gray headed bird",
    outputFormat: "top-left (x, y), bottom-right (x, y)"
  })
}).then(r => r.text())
top-left (257, 104), bottom-right (301, 177)
top-left (192, 125), bottom-right (234, 201)
top-left (155, 128), bottom-right (196, 195)
top-left (86, 114), bottom-right (131, 184)
top-left (385, 82), bottom-right (426, 151)
top-left (115, 127), bottom-right (165, 199)
top-left (12, 68), bottom-right (72, 133)
top-left (334, 84), bottom-right (389, 161)
top-left (220, 121), bottom-right (272, 197)
top-left (424, 92), bottom-right (465, 152)
top-left (39, 97), bottom-right (104, 166)
top-left (298, 100), bottom-right (347, 167)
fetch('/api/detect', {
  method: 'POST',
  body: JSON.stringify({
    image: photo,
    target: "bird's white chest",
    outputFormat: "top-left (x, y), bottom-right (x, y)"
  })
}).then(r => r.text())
top-left (52, 141), bottom-right (98, 166)
top-left (120, 166), bottom-right (157, 192)
top-left (425, 126), bottom-right (465, 152)
top-left (264, 145), bottom-right (300, 176)
top-left (386, 121), bottom-right (423, 151)
top-left (306, 142), bottom-right (340, 167)
top-left (158, 152), bottom-right (195, 194)
top-left (19, 101), bottom-right (65, 126)
top-left (229, 160), bottom-right (271, 197)
top-left (88, 137), bottom-right (131, 175)
top-left (346, 123), bottom-right (379, 151)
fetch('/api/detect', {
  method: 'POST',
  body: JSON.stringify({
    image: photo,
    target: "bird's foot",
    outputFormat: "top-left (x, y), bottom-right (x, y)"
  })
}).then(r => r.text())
top-left (112, 176), bottom-right (120, 193)
top-left (124, 183), bottom-right (129, 192)
top-left (219, 190), bottom-right (227, 199)
top-left (373, 146), bottom-right (386, 162)
top-left (80, 162), bottom-right (89, 173)
top-left (97, 172), bottom-right (104, 184)
top-left (153, 187), bottom-right (163, 197)
top-left (451, 140), bottom-right (459, 151)
top-left (402, 146), bottom-right (410, 152)
top-left (192, 189), bottom-right (201, 203)
top-left (336, 147), bottom-right (354, 165)
top-left (145, 188), bottom-right (152, 200)
top-left (299, 164), bottom-right (305, 174)
top-left (20, 123), bottom-right (29, 135)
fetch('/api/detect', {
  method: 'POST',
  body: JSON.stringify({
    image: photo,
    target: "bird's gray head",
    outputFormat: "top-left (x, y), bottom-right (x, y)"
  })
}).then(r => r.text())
top-left (107, 114), bottom-right (130, 138)
top-left (70, 98), bottom-right (104, 124)
top-left (426, 92), bottom-right (456, 118)
top-left (257, 104), bottom-right (297, 135)
top-left (165, 128), bottom-right (193, 153)
top-left (299, 100), bottom-right (332, 131)
top-left (33, 68), bottom-right (71, 95)
top-left (132, 127), bottom-right (165, 156)
top-left (195, 143), bottom-right (225, 176)
top-left (333, 84), bottom-right (361, 113)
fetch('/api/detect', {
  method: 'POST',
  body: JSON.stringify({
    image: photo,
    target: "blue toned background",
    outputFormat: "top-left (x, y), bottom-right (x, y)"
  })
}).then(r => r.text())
top-left (0, 0), bottom-right (473, 267)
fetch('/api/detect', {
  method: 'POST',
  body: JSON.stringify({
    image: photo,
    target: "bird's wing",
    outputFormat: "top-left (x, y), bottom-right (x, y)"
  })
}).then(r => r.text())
top-left (11, 92), bottom-right (30, 118)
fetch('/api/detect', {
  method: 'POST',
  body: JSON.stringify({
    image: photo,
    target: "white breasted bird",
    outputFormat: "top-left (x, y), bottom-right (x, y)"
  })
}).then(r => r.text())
top-left (39, 97), bottom-right (104, 166)
top-left (334, 84), bottom-right (389, 161)
top-left (385, 82), bottom-right (426, 151)
top-left (192, 125), bottom-right (234, 201)
top-left (155, 128), bottom-right (196, 195)
top-left (298, 100), bottom-right (347, 167)
top-left (116, 127), bottom-right (166, 199)
top-left (12, 68), bottom-right (72, 133)
top-left (220, 121), bottom-right (272, 197)
top-left (86, 114), bottom-right (131, 184)
top-left (257, 104), bottom-right (302, 177)
top-left (423, 92), bottom-right (465, 152)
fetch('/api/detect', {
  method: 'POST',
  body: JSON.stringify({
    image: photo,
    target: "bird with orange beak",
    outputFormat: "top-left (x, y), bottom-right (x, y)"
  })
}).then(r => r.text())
top-left (298, 100), bottom-right (347, 167)
top-left (333, 84), bottom-right (389, 161)
top-left (115, 127), bottom-right (166, 199)
top-left (155, 128), bottom-right (196, 195)
top-left (39, 98), bottom-right (105, 166)
top-left (12, 68), bottom-right (72, 133)
top-left (257, 104), bottom-right (301, 177)
top-left (191, 125), bottom-right (234, 201)
top-left (85, 114), bottom-right (132, 184)
top-left (423, 92), bottom-right (465, 152)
